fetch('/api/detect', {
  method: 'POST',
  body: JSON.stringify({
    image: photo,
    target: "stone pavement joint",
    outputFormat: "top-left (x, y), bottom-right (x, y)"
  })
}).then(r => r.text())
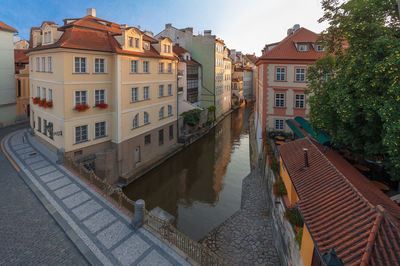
top-left (5, 130), bottom-right (190, 266)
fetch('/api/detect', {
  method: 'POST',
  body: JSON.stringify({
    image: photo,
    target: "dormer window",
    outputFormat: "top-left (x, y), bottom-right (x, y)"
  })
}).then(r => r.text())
top-left (316, 44), bottom-right (325, 52)
top-left (298, 44), bottom-right (308, 52)
top-left (144, 42), bottom-right (150, 50)
top-left (163, 44), bottom-right (171, 53)
top-left (129, 37), bottom-right (133, 47)
top-left (43, 31), bottom-right (52, 44)
top-left (135, 38), bottom-right (139, 48)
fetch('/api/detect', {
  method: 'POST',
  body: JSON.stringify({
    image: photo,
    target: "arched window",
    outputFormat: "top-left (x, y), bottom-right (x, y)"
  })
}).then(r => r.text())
top-left (133, 114), bottom-right (139, 128)
top-left (159, 107), bottom-right (164, 120)
top-left (144, 112), bottom-right (150, 125)
top-left (168, 105), bottom-right (172, 116)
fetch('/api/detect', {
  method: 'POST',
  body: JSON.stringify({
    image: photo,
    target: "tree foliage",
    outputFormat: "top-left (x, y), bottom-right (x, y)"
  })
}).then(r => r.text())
top-left (182, 109), bottom-right (202, 126)
top-left (307, 0), bottom-right (400, 180)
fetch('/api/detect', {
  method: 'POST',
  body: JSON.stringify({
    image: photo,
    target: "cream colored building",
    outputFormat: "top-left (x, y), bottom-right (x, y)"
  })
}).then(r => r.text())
top-left (27, 9), bottom-right (178, 183)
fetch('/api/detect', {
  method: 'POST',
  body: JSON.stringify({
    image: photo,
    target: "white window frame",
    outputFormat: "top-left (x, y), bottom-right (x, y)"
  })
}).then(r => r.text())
top-left (144, 112), bottom-right (150, 125)
top-left (94, 58), bottom-right (106, 73)
top-left (129, 37), bottom-right (133, 47)
top-left (167, 84), bottom-right (172, 96)
top-left (133, 114), bottom-right (139, 129)
top-left (41, 57), bottom-right (46, 72)
top-left (48, 88), bottom-right (53, 101)
top-left (47, 56), bottom-right (52, 72)
top-left (144, 42), bottom-right (150, 50)
top-left (275, 93), bottom-right (285, 107)
top-left (131, 87), bottom-right (139, 102)
top-left (143, 61), bottom-right (149, 73)
top-left (74, 90), bottom-right (88, 105)
top-left (95, 89), bottom-right (106, 105)
top-left (275, 119), bottom-right (284, 130)
top-left (295, 94), bottom-right (305, 109)
top-left (168, 105), bottom-right (172, 116)
top-left (159, 107), bottom-right (165, 120)
top-left (37, 86), bottom-right (40, 97)
top-left (36, 57), bottom-right (40, 72)
top-left (275, 67), bottom-right (286, 81)
top-left (158, 85), bottom-right (164, 97)
top-left (74, 56), bottom-right (87, 73)
top-left (295, 68), bottom-right (306, 82)
top-left (299, 44), bottom-right (308, 52)
top-left (75, 125), bottom-right (88, 143)
top-left (130, 60), bottom-right (138, 73)
top-left (143, 86), bottom-right (149, 100)
top-left (42, 87), bottom-right (46, 99)
top-left (135, 38), bottom-right (139, 48)
top-left (159, 62), bottom-right (164, 73)
top-left (168, 63), bottom-right (172, 73)
top-left (94, 121), bottom-right (106, 138)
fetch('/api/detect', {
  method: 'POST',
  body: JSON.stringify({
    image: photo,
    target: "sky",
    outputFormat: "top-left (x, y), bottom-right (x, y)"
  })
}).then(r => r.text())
top-left (0, 0), bottom-right (329, 56)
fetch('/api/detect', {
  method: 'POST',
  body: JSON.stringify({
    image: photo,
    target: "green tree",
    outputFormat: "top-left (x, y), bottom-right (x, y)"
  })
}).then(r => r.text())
top-left (307, 0), bottom-right (400, 180)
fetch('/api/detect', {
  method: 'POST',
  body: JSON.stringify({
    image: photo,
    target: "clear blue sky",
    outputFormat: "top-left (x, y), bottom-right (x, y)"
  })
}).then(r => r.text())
top-left (1, 0), bottom-right (328, 55)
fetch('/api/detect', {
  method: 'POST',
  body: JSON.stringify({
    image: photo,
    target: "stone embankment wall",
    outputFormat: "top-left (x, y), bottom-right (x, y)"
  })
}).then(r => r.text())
top-left (260, 150), bottom-right (303, 266)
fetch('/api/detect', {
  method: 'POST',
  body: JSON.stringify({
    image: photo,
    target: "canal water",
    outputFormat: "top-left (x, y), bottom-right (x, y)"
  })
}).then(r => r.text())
top-left (123, 105), bottom-right (252, 241)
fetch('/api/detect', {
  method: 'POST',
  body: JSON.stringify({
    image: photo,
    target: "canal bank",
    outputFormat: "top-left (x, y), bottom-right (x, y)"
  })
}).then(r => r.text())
top-left (123, 105), bottom-right (252, 241)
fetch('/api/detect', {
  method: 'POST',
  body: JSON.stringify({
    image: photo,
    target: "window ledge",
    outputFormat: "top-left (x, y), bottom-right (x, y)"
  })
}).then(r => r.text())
top-left (294, 81), bottom-right (306, 83)
top-left (74, 139), bottom-right (90, 145)
top-left (93, 72), bottom-right (108, 74)
top-left (294, 107), bottom-right (306, 110)
top-left (72, 72), bottom-right (89, 74)
top-left (273, 80), bottom-right (287, 82)
top-left (94, 135), bottom-right (108, 140)
top-left (132, 123), bottom-right (150, 130)
top-left (130, 99), bottom-right (150, 104)
top-left (158, 95), bottom-right (172, 99)
top-left (274, 106), bottom-right (287, 109)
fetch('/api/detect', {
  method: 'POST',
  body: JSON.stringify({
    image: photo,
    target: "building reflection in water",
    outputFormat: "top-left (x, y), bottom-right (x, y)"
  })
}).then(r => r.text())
top-left (123, 105), bottom-right (252, 241)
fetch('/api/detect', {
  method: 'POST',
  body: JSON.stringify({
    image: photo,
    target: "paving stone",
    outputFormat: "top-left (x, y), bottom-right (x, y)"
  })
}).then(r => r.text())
top-left (54, 183), bottom-right (80, 199)
top-left (12, 143), bottom-right (30, 151)
top-left (24, 155), bottom-right (44, 165)
top-left (29, 160), bottom-right (50, 170)
top-left (15, 147), bottom-right (34, 155)
top-left (111, 233), bottom-right (150, 266)
top-left (47, 177), bottom-right (72, 191)
top-left (72, 199), bottom-right (102, 220)
top-left (39, 170), bottom-right (64, 183)
top-left (34, 165), bottom-right (57, 176)
top-left (96, 221), bottom-right (131, 249)
top-left (137, 249), bottom-right (172, 266)
top-left (83, 209), bottom-right (117, 234)
top-left (62, 191), bottom-right (91, 209)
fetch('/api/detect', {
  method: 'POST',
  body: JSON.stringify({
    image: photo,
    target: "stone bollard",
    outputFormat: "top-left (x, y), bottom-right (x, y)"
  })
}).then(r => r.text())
top-left (132, 199), bottom-right (145, 230)
top-left (56, 148), bottom-right (65, 164)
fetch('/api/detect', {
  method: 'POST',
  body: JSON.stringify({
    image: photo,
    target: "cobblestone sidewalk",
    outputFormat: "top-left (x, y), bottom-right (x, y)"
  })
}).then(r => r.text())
top-left (5, 130), bottom-right (190, 266)
top-left (201, 170), bottom-right (280, 265)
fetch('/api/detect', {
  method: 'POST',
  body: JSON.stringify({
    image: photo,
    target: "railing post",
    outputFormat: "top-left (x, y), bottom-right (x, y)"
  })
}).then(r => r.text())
top-left (131, 199), bottom-right (145, 230)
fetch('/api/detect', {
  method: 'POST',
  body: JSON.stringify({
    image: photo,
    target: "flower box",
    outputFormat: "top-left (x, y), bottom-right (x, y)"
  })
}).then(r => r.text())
top-left (95, 102), bottom-right (108, 109)
top-left (45, 101), bottom-right (53, 108)
top-left (38, 99), bottom-right (46, 107)
top-left (33, 97), bottom-right (40, 105)
top-left (75, 103), bottom-right (90, 112)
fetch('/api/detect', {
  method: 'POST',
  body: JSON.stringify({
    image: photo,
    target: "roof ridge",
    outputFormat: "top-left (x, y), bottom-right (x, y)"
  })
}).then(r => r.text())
top-left (263, 27), bottom-right (305, 55)
top-left (360, 211), bottom-right (384, 265)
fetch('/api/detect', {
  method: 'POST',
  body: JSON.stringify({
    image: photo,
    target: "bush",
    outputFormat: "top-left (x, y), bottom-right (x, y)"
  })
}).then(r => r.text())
top-left (207, 105), bottom-right (216, 113)
top-left (273, 180), bottom-right (287, 197)
top-left (182, 109), bottom-right (202, 126)
top-left (284, 207), bottom-right (304, 228)
top-left (295, 227), bottom-right (303, 247)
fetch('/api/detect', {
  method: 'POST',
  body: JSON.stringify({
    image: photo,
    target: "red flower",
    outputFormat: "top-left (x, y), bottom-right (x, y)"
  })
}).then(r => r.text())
top-left (95, 102), bottom-right (108, 109)
top-left (38, 99), bottom-right (46, 107)
top-left (45, 101), bottom-right (53, 108)
top-left (75, 103), bottom-right (89, 112)
top-left (33, 97), bottom-right (40, 104)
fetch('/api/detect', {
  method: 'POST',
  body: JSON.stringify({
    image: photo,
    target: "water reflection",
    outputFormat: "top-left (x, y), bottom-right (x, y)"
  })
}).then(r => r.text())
top-left (123, 105), bottom-right (252, 241)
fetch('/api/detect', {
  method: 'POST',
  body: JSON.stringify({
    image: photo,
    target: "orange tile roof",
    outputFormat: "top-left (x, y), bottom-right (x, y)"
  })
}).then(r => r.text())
top-left (0, 21), bottom-right (17, 33)
top-left (278, 138), bottom-right (400, 265)
top-left (173, 45), bottom-right (189, 56)
top-left (258, 28), bottom-right (324, 62)
top-left (27, 16), bottom-right (177, 60)
top-left (14, 49), bottom-right (29, 63)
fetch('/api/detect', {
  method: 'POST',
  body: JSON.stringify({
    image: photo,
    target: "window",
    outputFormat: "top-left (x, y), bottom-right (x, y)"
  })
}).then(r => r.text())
top-left (295, 94), bottom-right (305, 108)
top-left (38, 117), bottom-right (41, 132)
top-left (276, 67), bottom-right (286, 81)
top-left (168, 45), bottom-right (171, 53)
top-left (48, 122), bottom-right (54, 139)
top-left (95, 122), bottom-right (106, 138)
top-left (48, 89), bottom-right (53, 101)
top-left (36, 57), bottom-right (40, 72)
top-left (95, 58), bottom-right (105, 73)
top-left (48, 57), bottom-right (52, 72)
top-left (159, 62), bottom-right (164, 73)
top-left (168, 105), bottom-right (172, 116)
top-left (144, 134), bottom-right (151, 145)
top-left (135, 38), bottom-right (139, 48)
top-left (275, 93), bottom-right (285, 107)
top-left (316, 44), bottom-right (324, 52)
top-left (37, 86), bottom-right (40, 97)
top-left (43, 119), bottom-right (47, 136)
top-left (295, 68), bottom-right (306, 82)
top-left (75, 91), bottom-right (87, 105)
top-left (95, 89), bottom-right (105, 104)
top-left (131, 60), bottom-right (138, 73)
top-left (143, 86), bottom-right (149, 100)
top-left (131, 87), bottom-right (139, 102)
top-left (41, 57), bottom-right (46, 72)
top-left (275, 119), bottom-right (284, 130)
top-left (168, 63), bottom-right (172, 73)
top-left (143, 61), bottom-right (149, 73)
top-left (159, 129), bottom-right (164, 145)
top-left (169, 125), bottom-right (173, 140)
top-left (159, 107), bottom-right (165, 120)
top-left (187, 79), bottom-right (198, 89)
top-left (159, 85), bottom-right (164, 97)
top-left (144, 112), bottom-right (150, 125)
top-left (133, 114), bottom-right (139, 129)
top-left (144, 42), bottom-right (150, 50)
top-left (129, 37), bottom-right (133, 47)
top-left (299, 44), bottom-right (308, 52)
top-left (42, 88), bottom-right (46, 99)
top-left (168, 84), bottom-right (172, 96)
top-left (74, 57), bottom-right (86, 73)
top-left (75, 125), bottom-right (88, 143)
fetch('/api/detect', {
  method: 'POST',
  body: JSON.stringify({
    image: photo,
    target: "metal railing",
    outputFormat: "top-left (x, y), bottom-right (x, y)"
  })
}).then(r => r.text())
top-left (63, 154), bottom-right (225, 265)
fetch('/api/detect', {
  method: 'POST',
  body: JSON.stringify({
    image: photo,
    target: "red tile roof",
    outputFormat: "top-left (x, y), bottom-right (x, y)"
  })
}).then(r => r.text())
top-left (173, 45), bottom-right (189, 56)
top-left (278, 138), bottom-right (400, 265)
top-left (28, 16), bottom-right (177, 60)
top-left (0, 21), bottom-right (17, 33)
top-left (258, 28), bottom-right (324, 63)
top-left (14, 49), bottom-right (29, 63)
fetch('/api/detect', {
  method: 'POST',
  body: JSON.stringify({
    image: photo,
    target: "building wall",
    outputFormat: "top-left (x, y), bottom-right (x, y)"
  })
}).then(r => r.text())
top-left (222, 58), bottom-right (231, 115)
top-left (300, 225), bottom-right (315, 266)
top-left (0, 30), bottom-right (17, 124)
top-left (279, 157), bottom-right (299, 206)
top-left (243, 70), bottom-right (253, 99)
top-left (15, 65), bottom-right (30, 119)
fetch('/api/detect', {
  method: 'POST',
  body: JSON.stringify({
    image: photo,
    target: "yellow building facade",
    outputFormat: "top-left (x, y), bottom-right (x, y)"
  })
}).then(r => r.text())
top-left (27, 12), bottom-right (178, 182)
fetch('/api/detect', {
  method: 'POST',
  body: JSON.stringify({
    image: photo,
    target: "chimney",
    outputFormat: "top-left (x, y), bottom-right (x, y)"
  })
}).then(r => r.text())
top-left (184, 27), bottom-right (193, 34)
top-left (204, 30), bottom-right (212, 36)
top-left (120, 24), bottom-right (129, 30)
top-left (86, 8), bottom-right (96, 17)
top-left (143, 30), bottom-right (154, 37)
top-left (303, 148), bottom-right (309, 168)
top-left (166, 23), bottom-right (172, 29)
top-left (287, 28), bottom-right (294, 36)
top-left (293, 24), bottom-right (300, 32)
